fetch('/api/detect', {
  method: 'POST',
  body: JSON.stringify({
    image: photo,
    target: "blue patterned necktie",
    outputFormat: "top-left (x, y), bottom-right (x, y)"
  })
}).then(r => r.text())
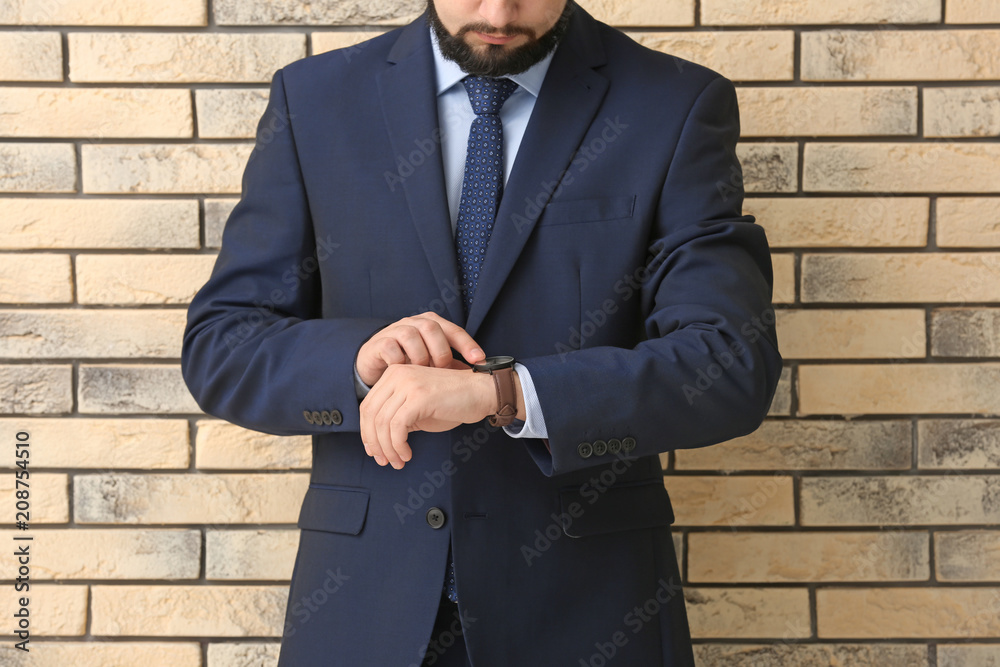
top-left (445, 76), bottom-right (517, 605)
top-left (454, 75), bottom-right (519, 317)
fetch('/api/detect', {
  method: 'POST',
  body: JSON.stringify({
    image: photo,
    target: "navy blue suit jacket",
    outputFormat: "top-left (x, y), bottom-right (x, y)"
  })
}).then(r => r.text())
top-left (183, 6), bottom-right (781, 665)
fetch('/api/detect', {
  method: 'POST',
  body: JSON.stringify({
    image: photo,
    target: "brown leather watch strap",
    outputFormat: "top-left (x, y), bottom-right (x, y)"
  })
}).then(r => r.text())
top-left (487, 366), bottom-right (517, 427)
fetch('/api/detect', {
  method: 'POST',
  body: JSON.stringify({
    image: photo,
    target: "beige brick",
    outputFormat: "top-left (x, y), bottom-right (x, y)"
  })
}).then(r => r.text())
top-left (0, 585), bottom-right (87, 635)
top-left (800, 364), bottom-right (1000, 416)
top-left (0, 88), bottom-right (192, 138)
top-left (932, 309), bottom-right (1000, 357)
top-left (0, 32), bottom-right (62, 82)
top-left (919, 420), bottom-right (1000, 469)
top-left (688, 531), bottom-right (929, 583)
top-left (91, 585), bottom-right (287, 636)
top-left (777, 309), bottom-right (925, 359)
top-left (0, 310), bottom-right (186, 358)
top-left (75, 473), bottom-right (307, 523)
top-left (76, 254), bottom-right (214, 305)
top-left (207, 643), bottom-right (281, 667)
top-left (685, 588), bottom-right (809, 639)
top-left (0, 529), bottom-right (199, 580)
top-left (739, 86), bottom-right (916, 137)
top-left (802, 253), bottom-right (1000, 303)
top-left (196, 89), bottom-right (268, 139)
top-left (939, 645), bottom-right (1000, 667)
top-left (206, 529), bottom-right (299, 580)
top-left (0, 365), bottom-right (72, 415)
top-left (802, 30), bottom-right (1000, 81)
top-left (0, 199), bottom-right (200, 249)
top-left (767, 366), bottom-right (792, 416)
top-left (70, 33), bottom-right (305, 83)
top-left (0, 143), bottom-right (76, 193)
top-left (925, 87), bottom-right (1000, 138)
top-left (801, 475), bottom-right (1000, 525)
top-left (0, 0), bottom-right (206, 25)
top-left (205, 199), bottom-right (238, 248)
top-left (673, 532), bottom-right (683, 575)
top-left (665, 475), bottom-right (794, 527)
top-left (936, 531), bottom-right (1000, 581)
top-left (937, 198), bottom-right (1000, 248)
top-left (78, 364), bottom-right (201, 414)
top-left (676, 420), bottom-right (912, 471)
top-left (0, 642), bottom-right (202, 666)
top-left (215, 0), bottom-right (422, 25)
top-left (629, 32), bottom-right (794, 82)
top-left (747, 197), bottom-right (928, 248)
top-left (196, 420), bottom-right (311, 470)
top-left (771, 254), bottom-right (795, 305)
top-left (703, 0), bottom-right (939, 25)
top-left (578, 0), bottom-right (694, 26)
top-left (0, 255), bottom-right (72, 303)
top-left (82, 143), bottom-right (251, 194)
top-left (0, 473), bottom-right (69, 523)
top-left (311, 29), bottom-right (392, 55)
top-left (804, 143), bottom-right (1000, 193)
top-left (737, 144), bottom-right (798, 193)
top-left (817, 587), bottom-right (1000, 638)
top-left (946, 0), bottom-right (1000, 23)
top-left (0, 418), bottom-right (189, 468)
top-left (694, 644), bottom-right (929, 667)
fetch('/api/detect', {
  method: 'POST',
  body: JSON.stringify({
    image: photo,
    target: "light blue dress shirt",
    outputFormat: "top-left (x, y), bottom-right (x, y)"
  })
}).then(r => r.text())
top-left (353, 28), bottom-right (553, 440)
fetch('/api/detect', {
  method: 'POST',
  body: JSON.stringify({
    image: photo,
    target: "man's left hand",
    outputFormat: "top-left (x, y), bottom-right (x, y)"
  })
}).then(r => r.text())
top-left (359, 364), bottom-right (496, 469)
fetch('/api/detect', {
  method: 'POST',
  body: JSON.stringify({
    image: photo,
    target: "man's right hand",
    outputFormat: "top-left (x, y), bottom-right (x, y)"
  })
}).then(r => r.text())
top-left (355, 311), bottom-right (486, 387)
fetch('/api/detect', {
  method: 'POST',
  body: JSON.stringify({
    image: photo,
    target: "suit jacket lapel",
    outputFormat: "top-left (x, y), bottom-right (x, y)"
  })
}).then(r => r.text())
top-left (377, 16), bottom-right (466, 327)
top-left (464, 7), bottom-right (609, 339)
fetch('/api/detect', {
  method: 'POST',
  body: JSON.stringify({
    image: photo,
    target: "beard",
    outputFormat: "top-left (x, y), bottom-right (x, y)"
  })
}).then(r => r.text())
top-left (427, 0), bottom-right (575, 77)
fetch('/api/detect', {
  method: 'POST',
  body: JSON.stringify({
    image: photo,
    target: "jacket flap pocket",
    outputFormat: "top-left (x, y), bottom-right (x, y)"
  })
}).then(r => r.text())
top-left (539, 195), bottom-right (636, 226)
top-left (558, 479), bottom-right (674, 538)
top-left (297, 484), bottom-right (370, 535)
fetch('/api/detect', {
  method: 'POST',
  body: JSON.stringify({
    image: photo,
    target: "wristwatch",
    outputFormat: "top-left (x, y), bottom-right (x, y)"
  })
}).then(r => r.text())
top-left (471, 355), bottom-right (518, 427)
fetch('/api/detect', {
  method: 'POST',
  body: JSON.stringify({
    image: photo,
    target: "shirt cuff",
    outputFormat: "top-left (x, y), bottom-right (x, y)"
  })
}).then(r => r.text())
top-left (503, 362), bottom-right (548, 439)
top-left (354, 362), bottom-right (372, 400)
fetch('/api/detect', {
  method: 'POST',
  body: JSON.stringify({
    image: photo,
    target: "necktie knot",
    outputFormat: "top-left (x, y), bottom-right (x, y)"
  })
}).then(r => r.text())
top-left (463, 76), bottom-right (518, 116)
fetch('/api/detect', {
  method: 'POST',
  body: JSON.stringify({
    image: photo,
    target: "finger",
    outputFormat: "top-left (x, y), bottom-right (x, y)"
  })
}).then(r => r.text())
top-left (394, 325), bottom-right (433, 367)
top-left (388, 402), bottom-right (415, 466)
top-left (359, 381), bottom-right (391, 465)
top-left (418, 312), bottom-right (485, 364)
top-left (374, 390), bottom-right (409, 469)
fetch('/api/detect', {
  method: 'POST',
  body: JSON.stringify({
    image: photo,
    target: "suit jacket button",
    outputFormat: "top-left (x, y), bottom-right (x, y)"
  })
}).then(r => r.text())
top-left (593, 439), bottom-right (608, 456)
top-left (304, 410), bottom-right (314, 424)
top-left (426, 507), bottom-right (446, 529)
top-left (577, 442), bottom-right (593, 459)
top-left (321, 410), bottom-right (333, 425)
top-left (331, 410), bottom-right (342, 425)
top-left (607, 438), bottom-right (622, 454)
top-left (622, 436), bottom-right (636, 452)
top-left (311, 411), bottom-right (322, 424)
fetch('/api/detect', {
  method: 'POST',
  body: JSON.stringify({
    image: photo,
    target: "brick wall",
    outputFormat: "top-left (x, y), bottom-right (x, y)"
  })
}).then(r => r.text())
top-left (1, 0), bottom-right (999, 665)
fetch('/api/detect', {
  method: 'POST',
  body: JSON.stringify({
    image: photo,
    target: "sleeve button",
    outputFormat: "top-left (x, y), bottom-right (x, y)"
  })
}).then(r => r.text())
top-left (304, 411), bottom-right (314, 424)
top-left (607, 438), bottom-right (622, 454)
top-left (577, 442), bottom-right (593, 459)
top-left (622, 436), bottom-right (636, 452)
top-left (331, 410), bottom-right (343, 425)
top-left (592, 439), bottom-right (608, 456)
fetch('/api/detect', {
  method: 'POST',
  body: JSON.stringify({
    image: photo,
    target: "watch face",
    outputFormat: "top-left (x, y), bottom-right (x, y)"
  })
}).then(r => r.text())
top-left (474, 355), bottom-right (515, 370)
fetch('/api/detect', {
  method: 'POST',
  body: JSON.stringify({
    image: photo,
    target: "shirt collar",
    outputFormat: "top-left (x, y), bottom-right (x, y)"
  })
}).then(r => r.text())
top-left (429, 26), bottom-right (556, 98)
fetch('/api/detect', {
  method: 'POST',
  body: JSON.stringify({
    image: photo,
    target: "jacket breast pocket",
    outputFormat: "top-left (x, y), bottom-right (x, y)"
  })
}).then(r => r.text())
top-left (558, 478), bottom-right (674, 538)
top-left (537, 195), bottom-right (636, 227)
top-left (297, 483), bottom-right (370, 535)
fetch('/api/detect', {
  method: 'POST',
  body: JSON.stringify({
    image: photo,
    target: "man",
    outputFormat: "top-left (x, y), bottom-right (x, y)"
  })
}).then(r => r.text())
top-left (182, 0), bottom-right (782, 664)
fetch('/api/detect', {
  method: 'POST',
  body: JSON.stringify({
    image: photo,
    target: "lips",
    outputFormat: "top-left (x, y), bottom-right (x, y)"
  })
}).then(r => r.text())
top-left (474, 31), bottom-right (518, 45)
